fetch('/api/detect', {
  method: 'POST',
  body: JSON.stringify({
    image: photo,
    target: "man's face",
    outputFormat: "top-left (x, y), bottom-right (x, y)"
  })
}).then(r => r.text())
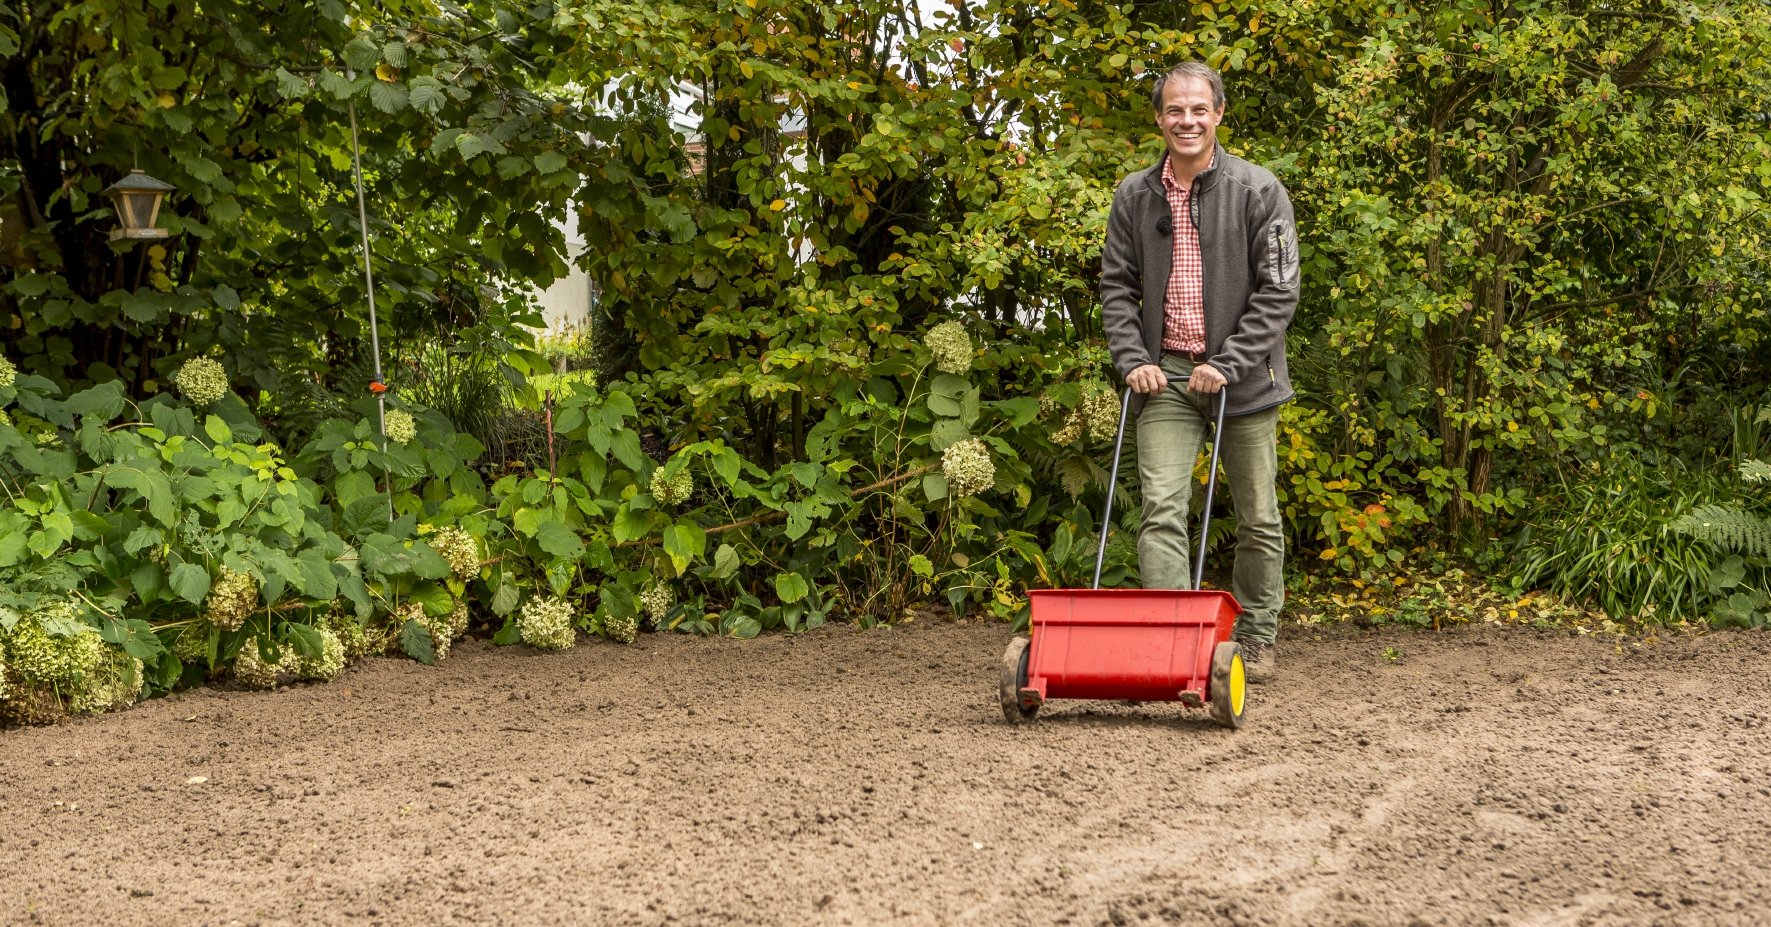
top-left (1155, 76), bottom-right (1223, 164)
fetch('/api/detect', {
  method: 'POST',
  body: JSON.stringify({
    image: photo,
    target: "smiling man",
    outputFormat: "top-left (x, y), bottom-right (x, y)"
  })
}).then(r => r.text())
top-left (1099, 61), bottom-right (1299, 682)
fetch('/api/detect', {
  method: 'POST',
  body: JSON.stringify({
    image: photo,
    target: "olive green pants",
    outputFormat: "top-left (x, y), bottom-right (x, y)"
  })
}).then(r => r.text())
top-left (1135, 354), bottom-right (1285, 644)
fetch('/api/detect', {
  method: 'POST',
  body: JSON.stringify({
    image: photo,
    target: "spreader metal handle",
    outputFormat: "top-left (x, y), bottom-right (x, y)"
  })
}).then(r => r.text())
top-left (1091, 379), bottom-right (1227, 592)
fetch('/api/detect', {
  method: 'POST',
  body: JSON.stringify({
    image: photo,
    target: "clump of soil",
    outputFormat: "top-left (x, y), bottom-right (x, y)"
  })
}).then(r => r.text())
top-left (2, 621), bottom-right (1767, 926)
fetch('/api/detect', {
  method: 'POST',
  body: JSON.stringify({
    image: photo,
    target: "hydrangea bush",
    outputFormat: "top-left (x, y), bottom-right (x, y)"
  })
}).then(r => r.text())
top-left (0, 324), bottom-right (1141, 725)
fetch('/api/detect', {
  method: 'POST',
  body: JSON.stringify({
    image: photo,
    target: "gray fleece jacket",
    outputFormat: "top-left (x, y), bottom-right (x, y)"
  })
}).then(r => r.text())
top-left (1100, 145), bottom-right (1299, 417)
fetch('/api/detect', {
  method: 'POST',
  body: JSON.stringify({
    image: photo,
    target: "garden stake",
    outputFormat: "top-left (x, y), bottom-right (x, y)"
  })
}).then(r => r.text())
top-left (545, 389), bottom-right (557, 483)
top-left (346, 69), bottom-right (393, 524)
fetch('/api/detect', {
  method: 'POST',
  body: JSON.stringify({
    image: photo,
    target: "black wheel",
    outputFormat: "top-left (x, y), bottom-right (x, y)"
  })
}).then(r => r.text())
top-left (1208, 641), bottom-right (1247, 729)
top-left (999, 636), bottom-right (1039, 723)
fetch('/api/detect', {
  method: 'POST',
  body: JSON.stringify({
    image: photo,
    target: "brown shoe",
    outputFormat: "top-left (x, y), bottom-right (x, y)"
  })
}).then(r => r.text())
top-left (1238, 639), bottom-right (1277, 684)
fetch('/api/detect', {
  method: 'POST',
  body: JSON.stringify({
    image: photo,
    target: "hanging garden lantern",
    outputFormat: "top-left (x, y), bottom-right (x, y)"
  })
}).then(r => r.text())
top-left (102, 169), bottom-right (176, 241)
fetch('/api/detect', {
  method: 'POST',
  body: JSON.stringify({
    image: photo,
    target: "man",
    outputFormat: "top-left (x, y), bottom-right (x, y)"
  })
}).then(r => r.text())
top-left (1099, 61), bottom-right (1298, 682)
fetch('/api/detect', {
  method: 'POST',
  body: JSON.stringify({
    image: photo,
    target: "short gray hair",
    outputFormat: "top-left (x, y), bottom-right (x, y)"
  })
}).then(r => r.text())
top-left (1151, 61), bottom-right (1224, 112)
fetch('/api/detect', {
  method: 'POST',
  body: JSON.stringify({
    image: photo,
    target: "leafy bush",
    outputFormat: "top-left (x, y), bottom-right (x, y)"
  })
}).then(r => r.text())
top-left (1511, 457), bottom-right (1757, 623)
top-left (1670, 406), bottom-right (1771, 627)
top-left (0, 362), bottom-right (499, 722)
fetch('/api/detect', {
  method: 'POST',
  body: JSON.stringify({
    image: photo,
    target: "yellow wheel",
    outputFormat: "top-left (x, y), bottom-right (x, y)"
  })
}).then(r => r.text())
top-left (1208, 641), bottom-right (1247, 729)
top-left (999, 636), bottom-right (1039, 724)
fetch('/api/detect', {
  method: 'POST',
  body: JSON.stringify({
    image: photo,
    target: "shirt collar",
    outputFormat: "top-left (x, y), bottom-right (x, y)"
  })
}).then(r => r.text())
top-left (1160, 150), bottom-right (1216, 191)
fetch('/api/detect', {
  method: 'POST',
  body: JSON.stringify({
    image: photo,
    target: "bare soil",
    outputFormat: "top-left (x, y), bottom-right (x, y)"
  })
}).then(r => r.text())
top-left (3, 621), bottom-right (1769, 927)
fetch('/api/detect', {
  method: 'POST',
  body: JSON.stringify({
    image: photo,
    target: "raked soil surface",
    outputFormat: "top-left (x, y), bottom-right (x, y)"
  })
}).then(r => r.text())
top-left (3, 620), bottom-right (1769, 927)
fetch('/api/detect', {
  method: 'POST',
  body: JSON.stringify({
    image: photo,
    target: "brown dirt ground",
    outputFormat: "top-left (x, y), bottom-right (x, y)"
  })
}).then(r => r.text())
top-left (3, 620), bottom-right (1769, 927)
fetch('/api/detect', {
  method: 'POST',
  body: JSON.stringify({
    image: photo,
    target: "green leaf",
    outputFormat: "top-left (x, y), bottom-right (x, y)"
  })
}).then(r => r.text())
top-left (536, 521), bottom-right (584, 559)
top-left (399, 618), bottom-right (437, 665)
top-left (99, 617), bottom-right (166, 662)
top-left (774, 572), bottom-right (809, 603)
top-left (709, 543), bottom-right (740, 580)
top-left (284, 622), bottom-right (324, 663)
top-left (369, 81), bottom-right (408, 114)
top-left (408, 77), bottom-right (446, 114)
top-left (909, 554), bottom-right (934, 577)
top-left (724, 616), bottom-right (762, 639)
top-left (930, 373), bottom-right (970, 400)
top-left (169, 563), bottom-right (211, 606)
top-left (456, 132), bottom-right (489, 159)
top-left (204, 414), bottom-right (232, 444)
top-left (610, 429), bottom-right (647, 471)
top-left (1709, 556), bottom-right (1747, 593)
top-left (926, 391), bottom-right (962, 417)
top-left (930, 418), bottom-right (969, 451)
top-left (611, 505), bottom-right (650, 543)
top-left (663, 522), bottom-right (707, 573)
top-left (296, 550), bottom-right (339, 600)
top-left (923, 473), bottom-right (949, 502)
top-left (409, 583), bottom-right (454, 617)
top-left (319, 69), bottom-right (355, 99)
top-left (491, 581), bottom-right (519, 617)
top-left (65, 382), bottom-right (126, 420)
top-left (492, 616), bottom-right (522, 645)
top-left (534, 150), bottom-right (568, 175)
top-left (274, 67), bottom-right (309, 99)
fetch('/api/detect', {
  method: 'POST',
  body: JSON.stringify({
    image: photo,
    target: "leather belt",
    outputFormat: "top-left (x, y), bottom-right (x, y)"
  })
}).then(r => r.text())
top-left (1163, 350), bottom-right (1209, 363)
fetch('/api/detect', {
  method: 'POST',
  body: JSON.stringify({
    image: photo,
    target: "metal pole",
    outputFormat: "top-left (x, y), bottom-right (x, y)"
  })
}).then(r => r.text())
top-left (1192, 390), bottom-right (1227, 592)
top-left (345, 70), bottom-right (393, 523)
top-left (1091, 387), bottom-right (1134, 590)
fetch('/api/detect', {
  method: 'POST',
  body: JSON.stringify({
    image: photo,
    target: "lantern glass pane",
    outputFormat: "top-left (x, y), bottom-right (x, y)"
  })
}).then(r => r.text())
top-left (120, 192), bottom-right (162, 230)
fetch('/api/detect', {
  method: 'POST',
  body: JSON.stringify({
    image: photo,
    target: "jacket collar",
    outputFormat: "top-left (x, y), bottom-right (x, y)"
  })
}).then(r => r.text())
top-left (1142, 144), bottom-right (1225, 195)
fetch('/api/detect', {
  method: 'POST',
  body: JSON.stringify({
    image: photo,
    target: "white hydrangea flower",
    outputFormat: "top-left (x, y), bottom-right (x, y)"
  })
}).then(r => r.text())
top-left (383, 408), bottom-right (418, 446)
top-left (204, 568), bottom-right (258, 631)
top-left (428, 527), bottom-right (480, 579)
top-left (171, 622), bottom-right (217, 666)
top-left (296, 628), bottom-right (347, 681)
top-left (443, 599), bottom-right (470, 641)
top-left (517, 595), bottom-right (576, 651)
top-left (325, 607), bottom-right (377, 662)
top-left (650, 467), bottom-right (694, 507)
top-left (234, 637), bottom-right (281, 689)
top-left (604, 611), bottom-right (638, 644)
top-left (1052, 408), bottom-right (1085, 446)
top-left (640, 583), bottom-right (674, 623)
top-left (1081, 383), bottom-right (1122, 442)
top-left (174, 357), bottom-right (228, 407)
top-left (924, 321), bottom-right (973, 375)
top-left (4, 600), bottom-right (106, 686)
top-left (0, 354), bottom-right (16, 390)
top-left (941, 438), bottom-right (996, 498)
top-left (70, 649), bottom-right (145, 714)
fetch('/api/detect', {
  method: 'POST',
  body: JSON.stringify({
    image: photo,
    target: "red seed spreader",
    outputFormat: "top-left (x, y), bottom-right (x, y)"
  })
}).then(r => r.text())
top-left (1000, 384), bottom-right (1248, 728)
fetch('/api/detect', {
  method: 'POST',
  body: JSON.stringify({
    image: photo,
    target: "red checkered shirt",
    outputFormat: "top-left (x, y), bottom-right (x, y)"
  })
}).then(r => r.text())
top-left (1160, 156), bottom-right (1208, 354)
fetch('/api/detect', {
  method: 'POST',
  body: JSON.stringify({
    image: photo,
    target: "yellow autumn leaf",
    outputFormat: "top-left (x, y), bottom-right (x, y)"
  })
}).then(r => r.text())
top-left (156, 90), bottom-right (176, 108)
top-left (769, 199), bottom-right (787, 212)
top-left (375, 63), bottom-right (398, 82)
top-left (1318, 547), bottom-right (1338, 560)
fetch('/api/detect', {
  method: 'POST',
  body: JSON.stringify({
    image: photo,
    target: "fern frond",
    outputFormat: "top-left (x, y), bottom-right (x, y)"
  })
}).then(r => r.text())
top-left (1670, 505), bottom-right (1771, 556)
top-left (1740, 459), bottom-right (1771, 484)
top-left (1059, 457), bottom-right (1094, 499)
top-left (1756, 406), bottom-right (1771, 426)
